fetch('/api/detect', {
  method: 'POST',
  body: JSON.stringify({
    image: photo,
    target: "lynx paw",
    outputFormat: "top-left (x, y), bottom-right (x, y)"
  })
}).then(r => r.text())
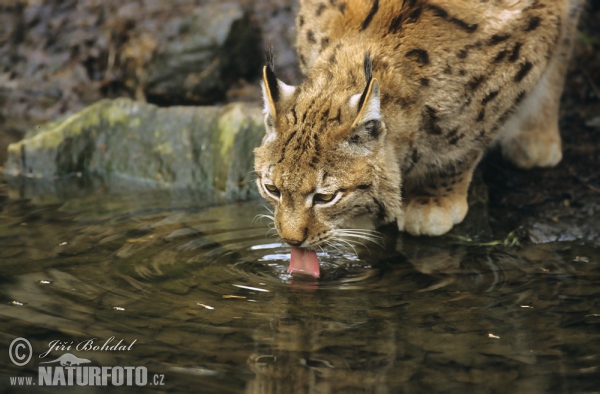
top-left (397, 195), bottom-right (468, 236)
top-left (502, 132), bottom-right (562, 169)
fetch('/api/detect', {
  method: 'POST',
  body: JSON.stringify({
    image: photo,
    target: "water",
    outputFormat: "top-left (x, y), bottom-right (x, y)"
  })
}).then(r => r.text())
top-left (1, 177), bottom-right (599, 393)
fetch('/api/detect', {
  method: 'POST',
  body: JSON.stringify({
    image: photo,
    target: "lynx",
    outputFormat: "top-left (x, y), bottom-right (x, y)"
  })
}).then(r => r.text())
top-left (254, 0), bottom-right (583, 277)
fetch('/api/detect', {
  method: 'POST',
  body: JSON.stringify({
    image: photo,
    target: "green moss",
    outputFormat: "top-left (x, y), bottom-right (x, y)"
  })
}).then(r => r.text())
top-left (128, 117), bottom-right (141, 129)
top-left (154, 141), bottom-right (174, 156)
top-left (153, 129), bottom-right (164, 139)
top-left (103, 100), bottom-right (130, 127)
top-left (579, 32), bottom-right (600, 46)
top-left (449, 230), bottom-right (521, 247)
top-left (11, 99), bottom-right (132, 153)
top-left (217, 104), bottom-right (246, 158)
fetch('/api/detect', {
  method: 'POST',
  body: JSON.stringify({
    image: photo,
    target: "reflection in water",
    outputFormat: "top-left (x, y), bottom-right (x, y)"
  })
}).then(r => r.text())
top-left (0, 181), bottom-right (598, 393)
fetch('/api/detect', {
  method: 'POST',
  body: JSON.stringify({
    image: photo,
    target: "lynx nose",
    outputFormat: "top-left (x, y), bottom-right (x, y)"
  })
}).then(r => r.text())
top-left (283, 238), bottom-right (304, 247)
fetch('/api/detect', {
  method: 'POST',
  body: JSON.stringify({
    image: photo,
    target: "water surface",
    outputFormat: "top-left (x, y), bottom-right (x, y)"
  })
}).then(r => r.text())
top-left (1, 177), bottom-right (599, 393)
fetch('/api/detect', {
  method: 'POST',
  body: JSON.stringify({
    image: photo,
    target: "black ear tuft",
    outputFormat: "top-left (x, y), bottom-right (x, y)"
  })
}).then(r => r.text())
top-left (264, 46), bottom-right (279, 103)
top-left (363, 52), bottom-right (373, 85)
top-left (265, 45), bottom-right (276, 73)
top-left (358, 53), bottom-right (373, 111)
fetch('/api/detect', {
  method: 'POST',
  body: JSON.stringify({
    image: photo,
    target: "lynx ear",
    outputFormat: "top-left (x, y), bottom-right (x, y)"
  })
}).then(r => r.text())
top-left (351, 53), bottom-right (381, 125)
top-left (261, 66), bottom-right (296, 120)
top-left (350, 77), bottom-right (382, 128)
top-left (261, 48), bottom-right (296, 136)
top-left (343, 78), bottom-right (384, 145)
top-left (343, 53), bottom-right (384, 144)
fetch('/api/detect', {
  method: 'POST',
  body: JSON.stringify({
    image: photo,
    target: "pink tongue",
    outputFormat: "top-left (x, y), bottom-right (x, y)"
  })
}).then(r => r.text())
top-left (289, 247), bottom-right (320, 278)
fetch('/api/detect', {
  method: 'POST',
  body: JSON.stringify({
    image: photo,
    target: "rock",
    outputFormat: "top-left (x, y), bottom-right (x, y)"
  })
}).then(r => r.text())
top-left (144, 2), bottom-right (263, 104)
top-left (585, 116), bottom-right (600, 128)
top-left (0, 0), bottom-right (271, 157)
top-left (522, 197), bottom-right (600, 245)
top-left (251, 0), bottom-right (302, 85)
top-left (3, 98), bottom-right (266, 202)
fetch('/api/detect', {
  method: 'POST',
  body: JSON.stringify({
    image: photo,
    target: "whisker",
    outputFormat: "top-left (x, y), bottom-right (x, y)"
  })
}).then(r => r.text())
top-left (337, 233), bottom-right (381, 244)
top-left (333, 229), bottom-right (384, 247)
top-left (330, 237), bottom-right (359, 257)
top-left (255, 206), bottom-right (277, 241)
top-left (253, 214), bottom-right (275, 225)
top-left (324, 240), bottom-right (346, 256)
top-left (334, 229), bottom-right (383, 239)
top-left (339, 236), bottom-right (371, 254)
top-left (334, 228), bottom-right (381, 235)
top-left (262, 205), bottom-right (274, 215)
top-left (268, 233), bottom-right (283, 244)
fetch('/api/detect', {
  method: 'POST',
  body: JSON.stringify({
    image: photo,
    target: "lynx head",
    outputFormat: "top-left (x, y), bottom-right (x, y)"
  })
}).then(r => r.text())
top-left (253, 52), bottom-right (402, 250)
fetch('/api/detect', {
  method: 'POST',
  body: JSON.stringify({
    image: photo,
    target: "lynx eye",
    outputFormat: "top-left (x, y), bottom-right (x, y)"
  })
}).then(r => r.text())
top-left (313, 193), bottom-right (336, 204)
top-left (264, 183), bottom-right (280, 198)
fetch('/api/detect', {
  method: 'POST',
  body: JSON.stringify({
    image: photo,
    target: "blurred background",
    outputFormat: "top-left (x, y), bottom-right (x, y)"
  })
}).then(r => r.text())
top-left (0, 0), bottom-right (305, 165)
top-left (0, 0), bottom-right (598, 165)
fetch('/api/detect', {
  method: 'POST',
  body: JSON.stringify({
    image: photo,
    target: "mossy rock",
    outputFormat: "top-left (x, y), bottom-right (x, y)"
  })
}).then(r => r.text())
top-left (4, 98), bottom-right (265, 202)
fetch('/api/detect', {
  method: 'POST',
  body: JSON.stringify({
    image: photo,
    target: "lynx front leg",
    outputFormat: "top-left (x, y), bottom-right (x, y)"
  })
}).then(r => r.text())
top-left (398, 153), bottom-right (482, 236)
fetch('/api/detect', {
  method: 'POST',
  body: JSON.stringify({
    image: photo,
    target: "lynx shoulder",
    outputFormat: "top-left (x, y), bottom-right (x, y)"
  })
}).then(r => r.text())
top-left (254, 0), bottom-right (583, 249)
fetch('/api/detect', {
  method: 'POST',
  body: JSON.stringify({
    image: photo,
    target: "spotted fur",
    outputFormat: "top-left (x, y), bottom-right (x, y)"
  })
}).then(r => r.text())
top-left (254, 0), bottom-right (583, 244)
